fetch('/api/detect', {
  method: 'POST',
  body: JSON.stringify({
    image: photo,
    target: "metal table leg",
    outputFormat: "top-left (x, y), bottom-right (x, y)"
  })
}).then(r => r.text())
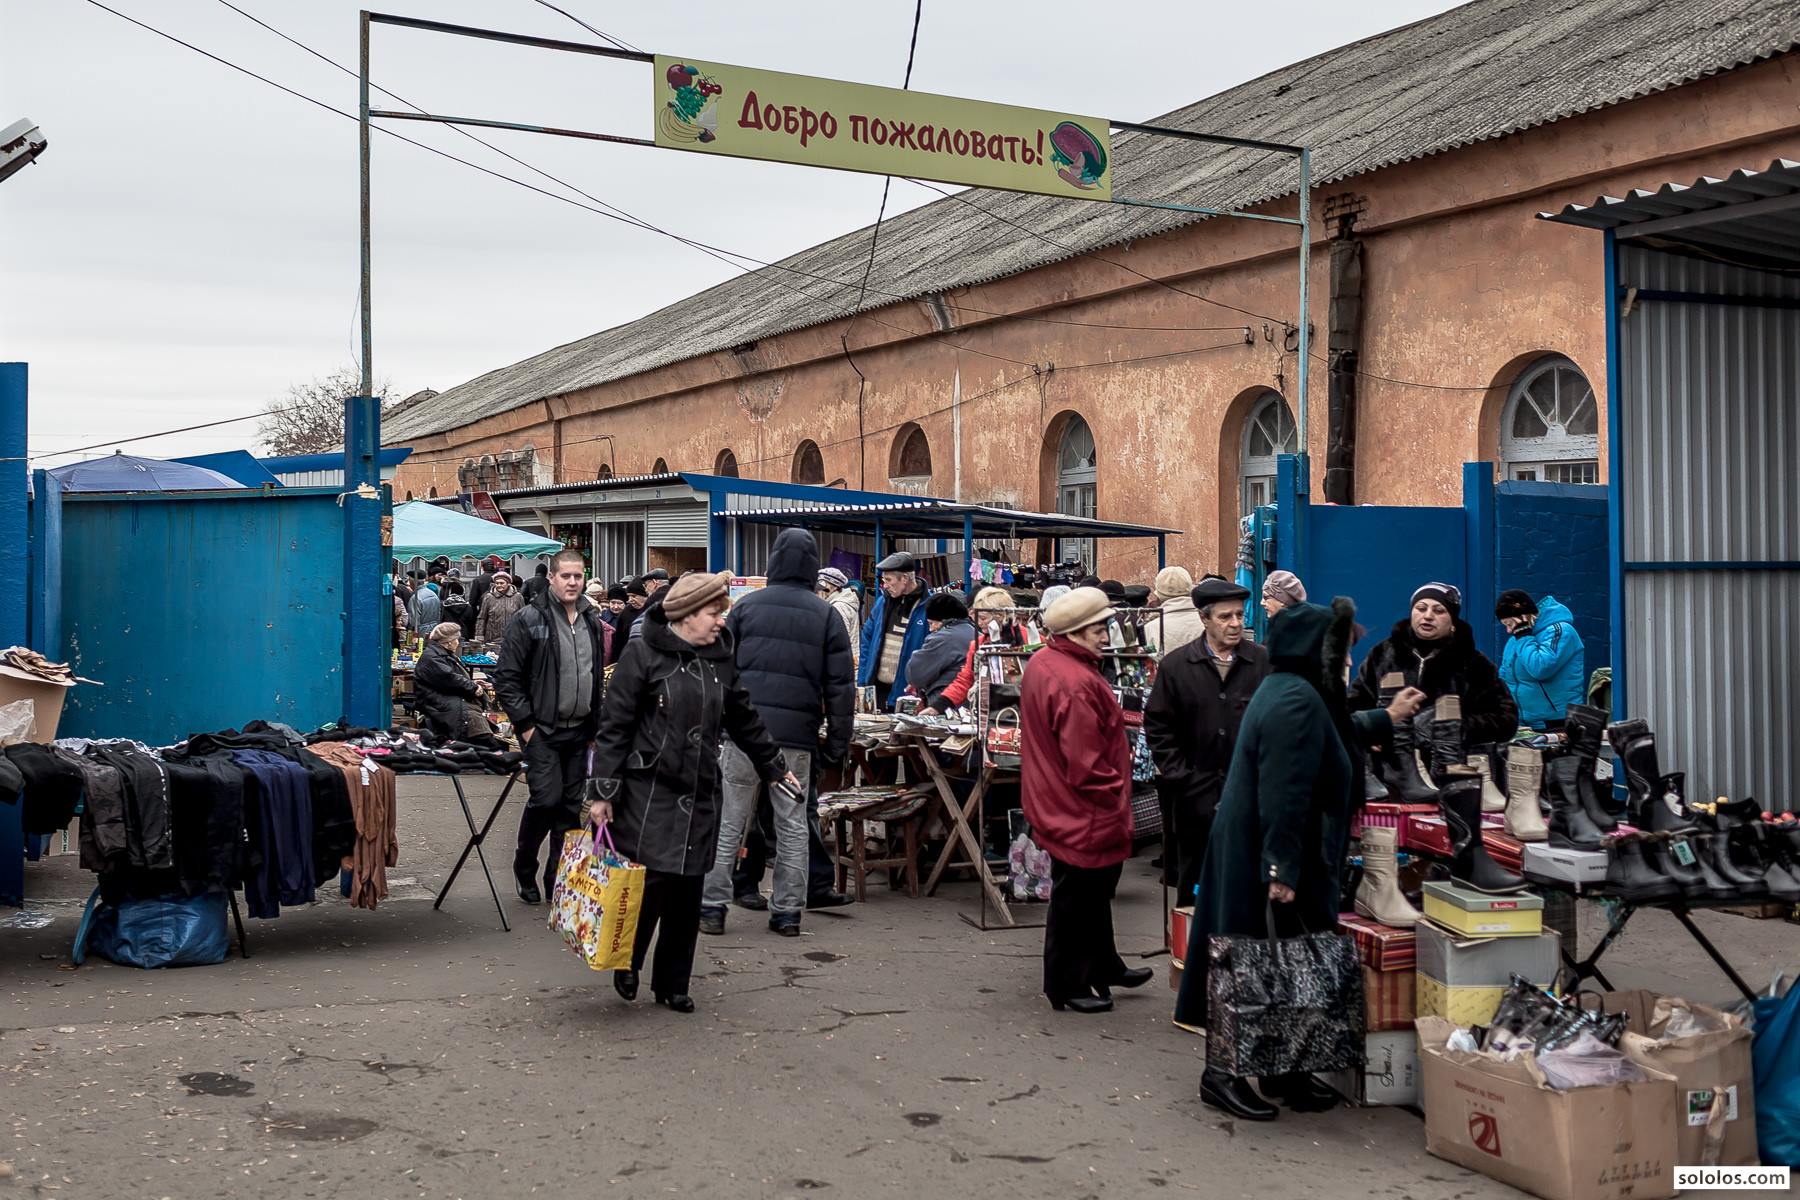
top-left (434, 770), bottom-right (519, 932)
top-left (1670, 906), bottom-right (1760, 1006)
top-left (1558, 900), bottom-right (1633, 992)
top-left (228, 891), bottom-right (250, 959)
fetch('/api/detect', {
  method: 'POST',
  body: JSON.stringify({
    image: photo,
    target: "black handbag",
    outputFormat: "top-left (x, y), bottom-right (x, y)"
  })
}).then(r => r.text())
top-left (1204, 901), bottom-right (1365, 1077)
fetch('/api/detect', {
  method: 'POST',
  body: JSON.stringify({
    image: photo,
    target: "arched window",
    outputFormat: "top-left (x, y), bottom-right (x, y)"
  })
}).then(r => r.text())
top-left (792, 439), bottom-right (824, 485)
top-left (1055, 415), bottom-right (1098, 568)
top-left (715, 448), bottom-right (739, 478)
top-left (596, 463), bottom-right (613, 480)
top-left (1241, 391), bottom-right (1297, 515)
top-left (889, 423), bottom-right (932, 493)
top-left (651, 457), bottom-right (669, 474)
top-left (404, 490), bottom-right (414, 501)
top-left (428, 486), bottom-right (439, 499)
top-left (1501, 356), bottom-right (1598, 483)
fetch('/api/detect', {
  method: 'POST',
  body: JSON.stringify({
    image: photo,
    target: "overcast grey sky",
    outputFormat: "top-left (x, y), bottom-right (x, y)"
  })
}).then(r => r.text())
top-left (2, 0), bottom-right (1450, 466)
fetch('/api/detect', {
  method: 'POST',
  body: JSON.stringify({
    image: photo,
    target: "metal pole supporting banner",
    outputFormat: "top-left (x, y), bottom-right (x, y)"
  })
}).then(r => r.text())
top-left (359, 10), bottom-right (373, 399)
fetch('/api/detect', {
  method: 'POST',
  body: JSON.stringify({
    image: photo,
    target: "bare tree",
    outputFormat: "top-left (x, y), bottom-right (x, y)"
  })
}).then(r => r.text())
top-left (259, 366), bottom-right (394, 455)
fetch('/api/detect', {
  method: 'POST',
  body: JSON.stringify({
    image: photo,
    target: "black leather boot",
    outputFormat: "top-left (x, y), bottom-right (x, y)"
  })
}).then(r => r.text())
top-left (1546, 753), bottom-right (1605, 850)
top-left (1767, 828), bottom-right (1800, 902)
top-left (1649, 832), bottom-right (1711, 899)
top-left (1373, 672), bottom-right (1435, 802)
top-left (1604, 833), bottom-right (1679, 903)
top-left (1201, 1068), bottom-right (1278, 1121)
top-left (1563, 705), bottom-right (1619, 832)
top-left (1440, 776), bottom-right (1525, 893)
top-left (1701, 797), bottom-right (1769, 896)
top-left (1606, 719), bottom-right (1674, 830)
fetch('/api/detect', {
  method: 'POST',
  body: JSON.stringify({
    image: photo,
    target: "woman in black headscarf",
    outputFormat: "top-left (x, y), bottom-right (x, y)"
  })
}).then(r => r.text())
top-left (1174, 598), bottom-right (1421, 1122)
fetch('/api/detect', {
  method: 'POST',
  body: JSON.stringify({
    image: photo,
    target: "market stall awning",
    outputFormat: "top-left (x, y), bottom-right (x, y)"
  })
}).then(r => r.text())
top-left (390, 500), bottom-right (563, 559)
top-left (47, 452), bottom-right (248, 493)
top-left (1539, 158), bottom-right (1800, 269)
top-left (725, 499), bottom-right (1178, 541)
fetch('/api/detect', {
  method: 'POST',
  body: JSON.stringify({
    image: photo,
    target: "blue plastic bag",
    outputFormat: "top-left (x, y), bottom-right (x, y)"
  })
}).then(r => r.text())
top-left (80, 892), bottom-right (229, 969)
top-left (1752, 977), bottom-right (1800, 1167)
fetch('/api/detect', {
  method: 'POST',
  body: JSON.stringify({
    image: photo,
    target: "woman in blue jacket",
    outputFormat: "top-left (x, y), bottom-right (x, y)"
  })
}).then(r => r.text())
top-left (1495, 590), bottom-right (1585, 730)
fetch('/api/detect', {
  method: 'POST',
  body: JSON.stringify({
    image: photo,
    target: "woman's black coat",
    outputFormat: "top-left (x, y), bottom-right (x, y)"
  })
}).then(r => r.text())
top-left (413, 642), bottom-right (481, 742)
top-left (590, 608), bottom-right (788, 876)
top-left (1348, 618), bottom-right (1518, 745)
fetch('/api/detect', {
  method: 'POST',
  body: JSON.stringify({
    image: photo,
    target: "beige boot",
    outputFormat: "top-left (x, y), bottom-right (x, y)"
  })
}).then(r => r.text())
top-left (1354, 825), bottom-right (1423, 928)
top-left (1504, 746), bottom-right (1549, 842)
top-left (1470, 754), bottom-right (1507, 813)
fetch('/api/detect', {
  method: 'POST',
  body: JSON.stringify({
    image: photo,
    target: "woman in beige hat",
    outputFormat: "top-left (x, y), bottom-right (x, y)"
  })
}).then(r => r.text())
top-left (588, 570), bottom-right (799, 1013)
top-left (1148, 566), bottom-right (1203, 656)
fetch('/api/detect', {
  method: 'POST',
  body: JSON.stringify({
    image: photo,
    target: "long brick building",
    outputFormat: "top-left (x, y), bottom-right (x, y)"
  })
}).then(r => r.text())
top-left (386, 0), bottom-right (1800, 580)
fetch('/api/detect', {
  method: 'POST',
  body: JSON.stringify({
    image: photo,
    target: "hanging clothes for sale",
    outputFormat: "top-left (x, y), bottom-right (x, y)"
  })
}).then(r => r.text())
top-left (7, 742), bottom-right (85, 836)
top-left (309, 742), bottom-right (399, 910)
top-left (231, 748), bottom-right (316, 917)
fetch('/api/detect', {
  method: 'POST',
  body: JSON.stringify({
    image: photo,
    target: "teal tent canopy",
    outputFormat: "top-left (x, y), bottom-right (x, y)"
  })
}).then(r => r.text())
top-left (390, 501), bottom-right (563, 560)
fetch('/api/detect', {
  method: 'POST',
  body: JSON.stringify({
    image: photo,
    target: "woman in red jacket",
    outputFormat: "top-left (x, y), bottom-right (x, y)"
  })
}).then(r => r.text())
top-left (1020, 586), bottom-right (1151, 1014)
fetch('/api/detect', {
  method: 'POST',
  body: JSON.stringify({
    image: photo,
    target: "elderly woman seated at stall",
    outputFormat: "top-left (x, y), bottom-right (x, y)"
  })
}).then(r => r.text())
top-left (414, 622), bottom-right (504, 748)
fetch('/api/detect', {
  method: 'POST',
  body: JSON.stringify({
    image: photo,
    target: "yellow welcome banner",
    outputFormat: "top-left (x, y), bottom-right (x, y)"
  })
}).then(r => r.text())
top-left (653, 56), bottom-right (1113, 201)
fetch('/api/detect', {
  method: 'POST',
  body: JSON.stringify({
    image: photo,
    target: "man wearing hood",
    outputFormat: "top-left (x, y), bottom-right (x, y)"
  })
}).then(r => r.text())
top-left (1494, 590), bottom-right (1585, 731)
top-left (700, 528), bottom-right (853, 937)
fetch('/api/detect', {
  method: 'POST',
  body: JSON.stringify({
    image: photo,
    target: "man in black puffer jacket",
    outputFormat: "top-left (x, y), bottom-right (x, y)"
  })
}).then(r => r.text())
top-left (700, 527), bottom-right (852, 936)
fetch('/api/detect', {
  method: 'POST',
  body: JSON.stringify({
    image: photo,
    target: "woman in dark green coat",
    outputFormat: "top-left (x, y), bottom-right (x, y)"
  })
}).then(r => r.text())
top-left (1174, 598), bottom-right (1419, 1121)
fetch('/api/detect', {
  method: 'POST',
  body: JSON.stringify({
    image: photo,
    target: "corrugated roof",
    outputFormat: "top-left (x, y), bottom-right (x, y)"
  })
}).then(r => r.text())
top-left (386, 0), bottom-right (1800, 443)
top-left (1539, 158), bottom-right (1800, 268)
top-left (727, 499), bottom-right (1178, 539)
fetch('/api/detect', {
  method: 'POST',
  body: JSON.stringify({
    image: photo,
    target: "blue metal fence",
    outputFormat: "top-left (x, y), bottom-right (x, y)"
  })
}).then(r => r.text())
top-left (55, 487), bottom-right (374, 744)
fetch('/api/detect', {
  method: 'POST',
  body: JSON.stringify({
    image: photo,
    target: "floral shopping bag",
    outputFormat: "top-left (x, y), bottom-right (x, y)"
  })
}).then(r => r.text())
top-left (549, 824), bottom-right (644, 972)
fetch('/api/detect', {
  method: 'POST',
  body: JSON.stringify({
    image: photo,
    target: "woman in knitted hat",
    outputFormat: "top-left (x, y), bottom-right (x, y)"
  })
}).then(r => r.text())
top-left (1349, 582), bottom-right (1516, 745)
top-left (588, 570), bottom-right (800, 1014)
top-left (1260, 570), bottom-right (1307, 620)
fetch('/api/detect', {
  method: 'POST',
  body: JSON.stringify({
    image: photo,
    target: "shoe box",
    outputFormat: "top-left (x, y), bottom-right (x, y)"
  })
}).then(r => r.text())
top-left (1338, 911), bottom-right (1416, 970)
top-left (1169, 905), bottom-right (1192, 967)
top-left (1417, 1015), bottom-right (1678, 1200)
top-left (1420, 880), bottom-right (1544, 937)
top-left (1317, 1030), bottom-right (1420, 1108)
top-left (1604, 989), bottom-right (1760, 1167)
top-left (1351, 801), bottom-right (1437, 840)
top-left (1415, 921), bottom-right (1560, 1027)
top-left (1402, 815), bottom-right (1525, 872)
top-left (1521, 842), bottom-right (1609, 886)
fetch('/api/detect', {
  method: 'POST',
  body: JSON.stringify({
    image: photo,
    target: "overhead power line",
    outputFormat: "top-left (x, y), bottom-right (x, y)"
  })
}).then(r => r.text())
top-left (524, 0), bottom-right (643, 54)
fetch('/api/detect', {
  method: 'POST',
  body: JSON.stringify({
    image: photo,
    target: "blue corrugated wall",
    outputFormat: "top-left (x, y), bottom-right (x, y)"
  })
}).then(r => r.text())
top-left (1274, 456), bottom-right (1609, 677)
top-left (57, 488), bottom-right (358, 743)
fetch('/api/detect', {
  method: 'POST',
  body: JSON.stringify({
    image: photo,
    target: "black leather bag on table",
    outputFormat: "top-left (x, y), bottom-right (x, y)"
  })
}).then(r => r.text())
top-left (1204, 901), bottom-right (1365, 1077)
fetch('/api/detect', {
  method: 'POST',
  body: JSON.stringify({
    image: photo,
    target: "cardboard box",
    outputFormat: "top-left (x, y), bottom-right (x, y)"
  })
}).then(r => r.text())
top-left (1320, 1030), bottom-right (1420, 1107)
top-left (1421, 880), bottom-right (1544, 937)
top-left (1604, 990), bottom-right (1759, 1168)
top-left (1416, 974), bottom-right (1508, 1026)
top-left (1523, 843), bottom-right (1609, 886)
top-left (1168, 959), bottom-right (1183, 992)
top-left (1417, 1016), bottom-right (1678, 1200)
top-left (1169, 905), bottom-right (1192, 961)
top-left (1416, 924), bottom-right (1560, 987)
top-left (1364, 965), bottom-right (1416, 1032)
top-left (1338, 912), bottom-right (1417, 971)
top-left (0, 665), bottom-right (76, 743)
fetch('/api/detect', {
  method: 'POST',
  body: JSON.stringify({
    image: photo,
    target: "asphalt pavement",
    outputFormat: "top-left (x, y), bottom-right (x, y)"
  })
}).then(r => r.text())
top-left (4, 776), bottom-right (1797, 1199)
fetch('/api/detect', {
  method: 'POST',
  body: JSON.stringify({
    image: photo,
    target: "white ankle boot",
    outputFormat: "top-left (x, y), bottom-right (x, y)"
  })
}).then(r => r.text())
top-left (1354, 825), bottom-right (1422, 928)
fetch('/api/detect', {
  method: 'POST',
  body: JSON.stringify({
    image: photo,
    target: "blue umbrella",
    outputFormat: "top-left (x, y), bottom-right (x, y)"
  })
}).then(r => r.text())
top-left (48, 451), bottom-right (248, 493)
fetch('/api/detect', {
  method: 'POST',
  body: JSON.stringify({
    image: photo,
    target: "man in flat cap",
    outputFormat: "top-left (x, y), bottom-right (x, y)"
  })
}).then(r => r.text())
top-left (857, 551), bottom-right (930, 711)
top-left (1144, 575), bottom-right (1270, 904)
